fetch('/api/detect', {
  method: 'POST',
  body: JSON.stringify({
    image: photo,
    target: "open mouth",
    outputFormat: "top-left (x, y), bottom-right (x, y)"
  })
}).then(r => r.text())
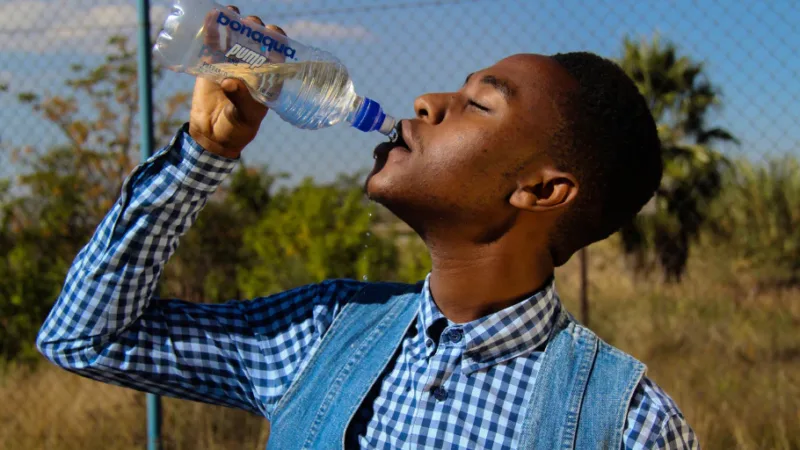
top-left (373, 121), bottom-right (411, 159)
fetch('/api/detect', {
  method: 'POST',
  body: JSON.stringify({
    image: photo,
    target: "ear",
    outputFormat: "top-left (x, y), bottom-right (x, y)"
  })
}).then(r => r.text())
top-left (509, 167), bottom-right (578, 213)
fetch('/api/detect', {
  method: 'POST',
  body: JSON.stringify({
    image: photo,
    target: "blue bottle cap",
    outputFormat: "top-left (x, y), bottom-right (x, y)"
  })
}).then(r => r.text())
top-left (352, 97), bottom-right (386, 133)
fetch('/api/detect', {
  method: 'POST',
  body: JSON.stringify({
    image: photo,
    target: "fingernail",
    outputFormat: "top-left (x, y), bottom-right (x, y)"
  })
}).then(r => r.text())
top-left (226, 5), bottom-right (240, 14)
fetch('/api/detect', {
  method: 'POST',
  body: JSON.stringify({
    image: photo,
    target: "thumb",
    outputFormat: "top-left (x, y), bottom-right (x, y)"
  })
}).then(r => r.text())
top-left (220, 78), bottom-right (268, 125)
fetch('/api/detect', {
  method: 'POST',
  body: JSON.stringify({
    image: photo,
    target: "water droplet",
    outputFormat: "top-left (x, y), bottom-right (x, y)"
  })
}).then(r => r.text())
top-left (362, 275), bottom-right (369, 281)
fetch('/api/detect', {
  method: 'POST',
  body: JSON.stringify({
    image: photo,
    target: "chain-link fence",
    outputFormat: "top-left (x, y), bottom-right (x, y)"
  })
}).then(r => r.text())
top-left (1, 1), bottom-right (798, 449)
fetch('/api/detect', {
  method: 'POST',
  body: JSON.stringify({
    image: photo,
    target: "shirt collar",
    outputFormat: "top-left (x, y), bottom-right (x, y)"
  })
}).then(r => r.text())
top-left (416, 273), bottom-right (561, 375)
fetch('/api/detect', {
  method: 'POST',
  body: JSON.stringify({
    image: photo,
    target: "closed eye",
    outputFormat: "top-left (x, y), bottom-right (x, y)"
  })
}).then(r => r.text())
top-left (468, 99), bottom-right (490, 112)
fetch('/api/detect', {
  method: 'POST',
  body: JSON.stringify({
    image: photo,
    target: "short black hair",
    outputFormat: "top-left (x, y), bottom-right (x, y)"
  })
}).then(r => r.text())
top-left (547, 51), bottom-right (662, 266)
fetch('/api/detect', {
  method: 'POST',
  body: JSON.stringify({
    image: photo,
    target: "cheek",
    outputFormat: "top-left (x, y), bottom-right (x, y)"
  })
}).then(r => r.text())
top-left (426, 127), bottom-right (494, 173)
top-left (424, 133), bottom-right (513, 203)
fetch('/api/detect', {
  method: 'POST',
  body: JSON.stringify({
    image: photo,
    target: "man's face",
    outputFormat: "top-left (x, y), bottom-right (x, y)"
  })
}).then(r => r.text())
top-left (366, 54), bottom-right (576, 239)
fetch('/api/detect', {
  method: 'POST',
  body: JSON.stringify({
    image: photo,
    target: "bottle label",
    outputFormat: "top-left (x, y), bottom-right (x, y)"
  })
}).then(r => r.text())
top-left (224, 44), bottom-right (267, 68)
top-left (216, 12), bottom-right (297, 60)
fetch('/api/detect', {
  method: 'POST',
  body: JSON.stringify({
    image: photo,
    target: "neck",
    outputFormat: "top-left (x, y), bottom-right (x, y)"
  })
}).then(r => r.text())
top-left (425, 229), bottom-right (554, 324)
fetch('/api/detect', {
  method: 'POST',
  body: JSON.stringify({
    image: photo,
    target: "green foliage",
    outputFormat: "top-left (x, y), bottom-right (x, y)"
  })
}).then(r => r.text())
top-left (0, 241), bottom-right (70, 362)
top-left (395, 234), bottom-right (433, 283)
top-left (617, 35), bottom-right (737, 281)
top-left (161, 166), bottom-right (283, 302)
top-left (0, 35), bottom-right (192, 361)
top-left (163, 165), bottom-right (429, 303)
top-left (238, 176), bottom-right (400, 297)
top-left (707, 156), bottom-right (800, 286)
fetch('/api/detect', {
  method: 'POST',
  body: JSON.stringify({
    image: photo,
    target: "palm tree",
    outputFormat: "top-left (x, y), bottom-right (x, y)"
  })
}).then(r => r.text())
top-left (617, 35), bottom-right (738, 282)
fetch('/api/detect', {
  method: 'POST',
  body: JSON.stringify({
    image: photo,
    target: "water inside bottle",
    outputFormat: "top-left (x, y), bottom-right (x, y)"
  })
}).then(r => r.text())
top-left (189, 61), bottom-right (355, 118)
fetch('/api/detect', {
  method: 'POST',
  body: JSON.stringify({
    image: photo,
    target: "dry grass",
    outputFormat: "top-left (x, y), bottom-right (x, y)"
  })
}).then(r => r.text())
top-left (557, 239), bottom-right (800, 450)
top-left (0, 364), bottom-right (270, 450)
top-left (1, 240), bottom-right (798, 449)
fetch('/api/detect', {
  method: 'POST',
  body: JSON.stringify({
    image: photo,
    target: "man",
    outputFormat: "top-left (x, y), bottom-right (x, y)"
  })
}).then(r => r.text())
top-left (37, 7), bottom-right (698, 449)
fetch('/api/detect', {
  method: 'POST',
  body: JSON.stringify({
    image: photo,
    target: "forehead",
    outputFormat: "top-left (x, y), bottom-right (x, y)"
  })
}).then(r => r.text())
top-left (493, 54), bottom-right (577, 91)
top-left (475, 54), bottom-right (577, 134)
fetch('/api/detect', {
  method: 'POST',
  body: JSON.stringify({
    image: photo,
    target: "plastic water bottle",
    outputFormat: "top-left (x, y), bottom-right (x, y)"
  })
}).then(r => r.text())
top-left (154, 0), bottom-right (397, 137)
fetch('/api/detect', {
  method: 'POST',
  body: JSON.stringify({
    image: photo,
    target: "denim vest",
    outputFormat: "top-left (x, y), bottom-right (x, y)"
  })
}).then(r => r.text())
top-left (267, 282), bottom-right (646, 450)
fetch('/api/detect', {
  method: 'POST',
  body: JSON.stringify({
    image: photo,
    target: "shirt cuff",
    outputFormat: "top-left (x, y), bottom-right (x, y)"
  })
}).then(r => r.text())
top-left (154, 123), bottom-right (240, 193)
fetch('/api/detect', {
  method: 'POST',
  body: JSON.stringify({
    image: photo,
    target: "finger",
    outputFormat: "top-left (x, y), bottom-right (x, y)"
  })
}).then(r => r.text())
top-left (244, 15), bottom-right (265, 27)
top-left (221, 78), bottom-right (268, 124)
top-left (225, 4), bottom-right (240, 14)
top-left (265, 24), bottom-right (287, 36)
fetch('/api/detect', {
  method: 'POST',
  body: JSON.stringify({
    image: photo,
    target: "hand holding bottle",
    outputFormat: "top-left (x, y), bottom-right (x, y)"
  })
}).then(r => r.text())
top-left (188, 5), bottom-right (286, 158)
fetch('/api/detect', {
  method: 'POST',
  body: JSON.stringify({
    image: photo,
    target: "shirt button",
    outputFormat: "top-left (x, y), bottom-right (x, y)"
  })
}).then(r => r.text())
top-left (431, 386), bottom-right (448, 401)
top-left (425, 338), bottom-right (433, 347)
top-left (447, 328), bottom-right (463, 343)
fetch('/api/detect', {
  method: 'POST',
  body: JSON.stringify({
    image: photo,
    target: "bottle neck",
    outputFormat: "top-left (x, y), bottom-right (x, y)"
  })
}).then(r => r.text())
top-left (347, 96), bottom-right (395, 135)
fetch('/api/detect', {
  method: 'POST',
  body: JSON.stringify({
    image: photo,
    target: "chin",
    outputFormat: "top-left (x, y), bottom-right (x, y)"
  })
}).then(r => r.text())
top-left (365, 169), bottom-right (407, 213)
top-left (365, 169), bottom-right (393, 204)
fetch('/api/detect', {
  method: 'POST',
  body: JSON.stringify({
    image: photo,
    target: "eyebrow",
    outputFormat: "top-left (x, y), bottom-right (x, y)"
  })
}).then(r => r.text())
top-left (463, 72), bottom-right (517, 101)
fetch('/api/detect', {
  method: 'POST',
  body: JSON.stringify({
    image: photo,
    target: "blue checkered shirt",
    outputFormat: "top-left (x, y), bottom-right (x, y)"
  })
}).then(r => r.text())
top-left (37, 126), bottom-right (699, 449)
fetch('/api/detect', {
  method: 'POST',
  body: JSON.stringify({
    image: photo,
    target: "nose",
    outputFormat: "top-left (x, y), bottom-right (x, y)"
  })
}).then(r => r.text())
top-left (414, 93), bottom-right (451, 124)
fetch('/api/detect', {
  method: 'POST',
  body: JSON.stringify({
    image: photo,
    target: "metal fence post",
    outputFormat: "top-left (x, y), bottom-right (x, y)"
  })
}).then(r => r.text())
top-left (136, 0), bottom-right (161, 449)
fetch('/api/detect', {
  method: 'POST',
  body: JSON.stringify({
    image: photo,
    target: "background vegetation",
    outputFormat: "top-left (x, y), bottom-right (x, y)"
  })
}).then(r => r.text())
top-left (1, 32), bottom-right (798, 450)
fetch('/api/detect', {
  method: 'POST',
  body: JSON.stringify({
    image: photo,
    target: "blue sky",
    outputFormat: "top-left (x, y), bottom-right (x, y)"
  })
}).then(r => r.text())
top-left (1, 0), bottom-right (798, 183)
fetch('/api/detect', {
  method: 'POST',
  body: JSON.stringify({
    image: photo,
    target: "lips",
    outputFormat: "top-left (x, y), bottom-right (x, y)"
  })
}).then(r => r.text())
top-left (373, 121), bottom-right (412, 159)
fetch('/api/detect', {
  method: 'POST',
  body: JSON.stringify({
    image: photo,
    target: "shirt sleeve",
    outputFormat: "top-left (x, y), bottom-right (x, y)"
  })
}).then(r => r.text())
top-left (652, 413), bottom-right (699, 450)
top-left (622, 376), bottom-right (700, 450)
top-left (35, 124), bottom-right (365, 418)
